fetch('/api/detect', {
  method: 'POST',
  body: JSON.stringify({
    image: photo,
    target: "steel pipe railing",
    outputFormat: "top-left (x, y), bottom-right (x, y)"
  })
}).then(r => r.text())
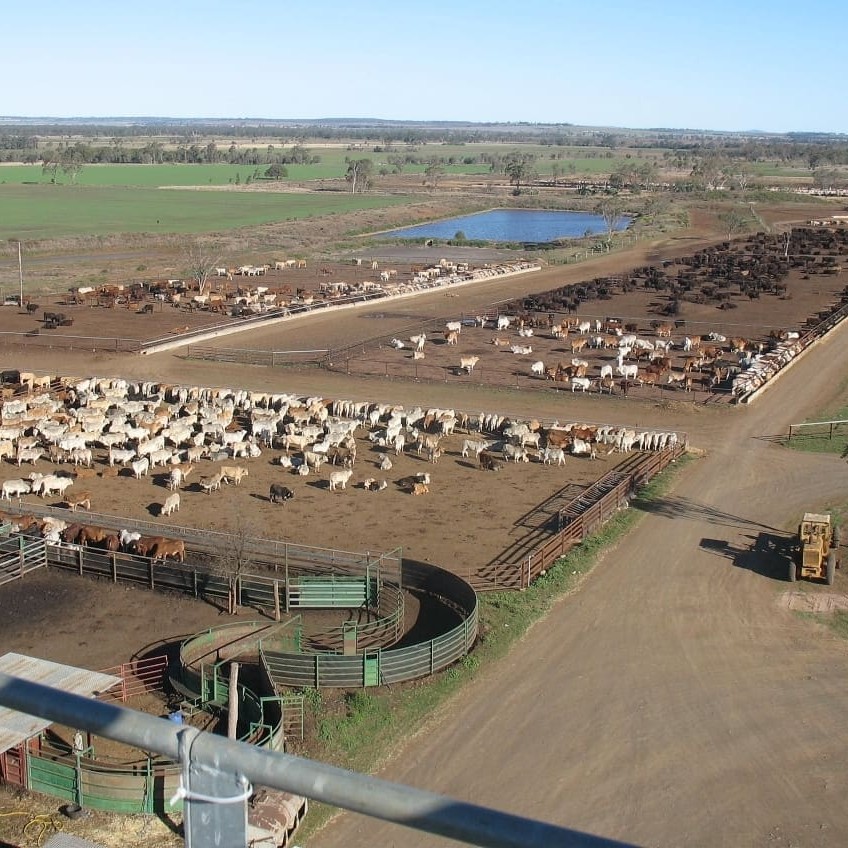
top-left (0, 672), bottom-right (633, 848)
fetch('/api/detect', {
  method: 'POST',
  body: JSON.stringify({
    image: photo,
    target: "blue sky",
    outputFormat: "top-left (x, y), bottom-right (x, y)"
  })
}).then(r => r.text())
top-left (4, 0), bottom-right (845, 133)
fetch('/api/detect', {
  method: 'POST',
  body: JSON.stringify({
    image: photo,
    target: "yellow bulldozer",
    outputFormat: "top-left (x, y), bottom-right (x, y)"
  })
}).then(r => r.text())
top-left (791, 513), bottom-right (842, 584)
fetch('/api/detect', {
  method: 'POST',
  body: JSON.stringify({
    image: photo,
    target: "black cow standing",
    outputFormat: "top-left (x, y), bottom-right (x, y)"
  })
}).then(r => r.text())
top-left (269, 484), bottom-right (295, 504)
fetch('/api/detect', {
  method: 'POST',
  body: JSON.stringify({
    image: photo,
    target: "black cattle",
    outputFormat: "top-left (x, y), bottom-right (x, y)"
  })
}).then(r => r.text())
top-left (269, 484), bottom-right (295, 504)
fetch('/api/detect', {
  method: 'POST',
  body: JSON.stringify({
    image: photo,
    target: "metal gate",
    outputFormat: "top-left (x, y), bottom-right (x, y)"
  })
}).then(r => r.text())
top-left (0, 742), bottom-right (27, 788)
top-left (0, 536), bottom-right (46, 585)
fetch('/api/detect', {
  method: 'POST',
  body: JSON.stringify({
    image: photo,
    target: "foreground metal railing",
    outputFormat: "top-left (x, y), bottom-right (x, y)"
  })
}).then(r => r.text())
top-left (0, 674), bottom-right (632, 848)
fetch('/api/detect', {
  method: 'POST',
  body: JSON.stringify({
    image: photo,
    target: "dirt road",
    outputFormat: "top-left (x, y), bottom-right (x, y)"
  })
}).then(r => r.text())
top-left (308, 315), bottom-right (848, 845)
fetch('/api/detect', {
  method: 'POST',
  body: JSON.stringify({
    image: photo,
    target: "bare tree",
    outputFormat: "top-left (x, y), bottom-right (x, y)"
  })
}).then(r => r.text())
top-left (595, 198), bottom-right (626, 248)
top-left (717, 208), bottom-right (749, 239)
top-left (215, 518), bottom-right (256, 616)
top-left (183, 240), bottom-right (220, 296)
top-left (733, 164), bottom-right (753, 192)
top-left (424, 159), bottom-right (446, 192)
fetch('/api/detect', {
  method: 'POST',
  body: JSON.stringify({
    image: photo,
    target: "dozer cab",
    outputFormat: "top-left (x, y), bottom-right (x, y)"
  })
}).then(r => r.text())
top-left (791, 513), bottom-right (841, 585)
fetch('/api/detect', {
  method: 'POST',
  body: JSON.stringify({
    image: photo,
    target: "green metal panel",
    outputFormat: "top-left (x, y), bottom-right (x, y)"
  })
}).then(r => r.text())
top-left (287, 576), bottom-right (374, 608)
top-left (28, 755), bottom-right (76, 801)
top-left (364, 652), bottom-right (380, 687)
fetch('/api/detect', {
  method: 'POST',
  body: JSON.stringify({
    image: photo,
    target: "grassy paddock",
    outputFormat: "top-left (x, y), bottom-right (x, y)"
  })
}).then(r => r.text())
top-left (0, 184), bottom-right (413, 239)
top-left (784, 382), bottom-right (848, 456)
top-left (298, 454), bottom-right (691, 840)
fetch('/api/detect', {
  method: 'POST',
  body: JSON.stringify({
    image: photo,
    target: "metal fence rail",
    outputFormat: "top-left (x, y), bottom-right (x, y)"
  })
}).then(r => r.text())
top-left (185, 346), bottom-right (328, 366)
top-left (0, 674), bottom-right (631, 847)
top-left (0, 331), bottom-right (141, 352)
top-left (787, 418), bottom-right (848, 440)
top-left (0, 535), bottom-right (46, 585)
top-left (261, 563), bottom-right (478, 689)
top-left (1, 501), bottom-right (401, 581)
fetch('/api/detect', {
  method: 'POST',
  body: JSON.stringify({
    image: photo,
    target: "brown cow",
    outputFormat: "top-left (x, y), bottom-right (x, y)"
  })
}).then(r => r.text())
top-left (544, 428), bottom-right (571, 448)
top-left (79, 525), bottom-right (108, 546)
top-left (62, 524), bottom-right (84, 544)
top-left (151, 538), bottom-right (186, 563)
top-left (132, 536), bottom-right (159, 557)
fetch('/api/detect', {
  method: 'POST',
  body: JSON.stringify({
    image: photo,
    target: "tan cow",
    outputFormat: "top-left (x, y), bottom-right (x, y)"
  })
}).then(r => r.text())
top-left (220, 466), bottom-right (249, 485)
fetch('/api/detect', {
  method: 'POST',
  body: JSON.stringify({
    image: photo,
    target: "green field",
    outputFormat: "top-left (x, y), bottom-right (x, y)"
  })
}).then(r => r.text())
top-left (0, 143), bottom-right (668, 188)
top-left (0, 184), bottom-right (414, 239)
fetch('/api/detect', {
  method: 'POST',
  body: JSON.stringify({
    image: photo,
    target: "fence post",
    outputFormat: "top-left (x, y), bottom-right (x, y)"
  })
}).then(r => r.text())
top-left (111, 553), bottom-right (117, 583)
top-left (78, 546), bottom-right (84, 576)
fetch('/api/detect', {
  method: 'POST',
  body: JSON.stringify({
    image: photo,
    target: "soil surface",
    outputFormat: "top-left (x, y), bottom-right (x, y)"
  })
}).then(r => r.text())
top-left (2, 204), bottom-right (848, 848)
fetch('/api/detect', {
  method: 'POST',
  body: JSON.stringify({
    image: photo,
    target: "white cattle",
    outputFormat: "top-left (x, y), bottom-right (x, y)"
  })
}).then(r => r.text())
top-left (541, 447), bottom-right (566, 466)
top-left (445, 321), bottom-right (462, 335)
top-left (390, 338), bottom-right (405, 350)
top-left (161, 493), bottom-right (180, 517)
top-left (496, 316), bottom-right (511, 331)
top-left (149, 449), bottom-right (174, 468)
top-left (530, 360), bottom-right (545, 377)
top-left (69, 448), bottom-right (92, 467)
top-left (617, 364), bottom-right (639, 381)
top-left (199, 472), bottom-right (224, 494)
top-left (168, 467), bottom-right (186, 491)
top-left (120, 529), bottom-right (141, 550)
top-left (132, 457), bottom-right (150, 479)
top-left (502, 444), bottom-right (530, 463)
top-left (39, 475), bottom-right (74, 499)
top-left (109, 448), bottom-right (136, 467)
top-left (461, 439), bottom-right (490, 459)
top-left (510, 345), bottom-right (533, 356)
top-left (571, 377), bottom-right (592, 392)
top-left (1, 479), bottom-right (31, 501)
top-left (16, 447), bottom-right (43, 466)
top-left (518, 327), bottom-right (534, 338)
top-left (328, 468), bottom-right (353, 491)
top-left (600, 364), bottom-right (614, 380)
top-left (569, 438), bottom-right (597, 459)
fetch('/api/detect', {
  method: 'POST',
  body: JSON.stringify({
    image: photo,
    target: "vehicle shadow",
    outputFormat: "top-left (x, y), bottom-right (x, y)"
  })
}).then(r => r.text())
top-left (638, 494), bottom-right (781, 533)
top-left (699, 531), bottom-right (795, 581)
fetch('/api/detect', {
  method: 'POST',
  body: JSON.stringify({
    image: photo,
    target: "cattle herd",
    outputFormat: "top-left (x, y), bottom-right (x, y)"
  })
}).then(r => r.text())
top-left (370, 227), bottom-right (848, 400)
top-left (0, 373), bottom-right (682, 567)
top-left (48, 258), bottom-right (539, 323)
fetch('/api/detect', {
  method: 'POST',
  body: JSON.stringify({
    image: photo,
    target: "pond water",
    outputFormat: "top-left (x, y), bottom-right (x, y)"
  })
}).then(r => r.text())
top-left (383, 208), bottom-right (632, 243)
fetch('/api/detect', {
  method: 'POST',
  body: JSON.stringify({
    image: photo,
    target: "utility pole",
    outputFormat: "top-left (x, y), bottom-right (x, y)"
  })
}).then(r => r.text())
top-left (18, 242), bottom-right (23, 308)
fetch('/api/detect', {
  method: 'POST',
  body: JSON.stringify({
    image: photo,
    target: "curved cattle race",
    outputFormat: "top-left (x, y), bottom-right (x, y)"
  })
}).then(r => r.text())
top-left (1, 223), bottom-right (848, 848)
